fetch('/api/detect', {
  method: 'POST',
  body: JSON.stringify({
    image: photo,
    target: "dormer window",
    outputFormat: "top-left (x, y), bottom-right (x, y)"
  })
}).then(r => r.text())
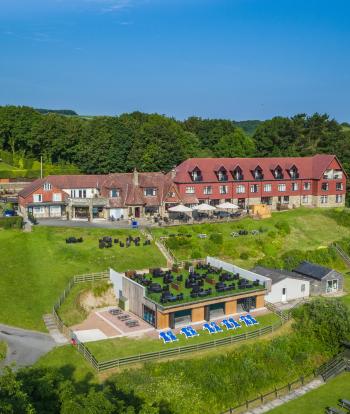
top-left (232, 166), bottom-right (243, 181)
top-left (289, 166), bottom-right (299, 179)
top-left (144, 188), bottom-right (157, 196)
top-left (216, 167), bottom-right (228, 182)
top-left (110, 188), bottom-right (120, 197)
top-left (273, 166), bottom-right (284, 180)
top-left (190, 167), bottom-right (202, 182)
top-left (253, 166), bottom-right (264, 180)
top-left (43, 183), bottom-right (52, 191)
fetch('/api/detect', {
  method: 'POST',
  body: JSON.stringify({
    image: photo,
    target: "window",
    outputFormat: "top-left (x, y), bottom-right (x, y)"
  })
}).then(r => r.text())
top-left (144, 188), bottom-right (156, 196)
top-left (43, 183), bottom-right (52, 191)
top-left (253, 167), bottom-right (263, 180)
top-left (327, 279), bottom-right (338, 293)
top-left (334, 171), bottom-right (343, 179)
top-left (250, 184), bottom-right (258, 193)
top-left (321, 195), bottom-right (328, 204)
top-left (264, 184), bottom-right (272, 192)
top-left (232, 167), bottom-right (243, 181)
top-left (190, 168), bottom-right (202, 182)
top-left (52, 193), bottom-right (62, 202)
top-left (281, 196), bottom-right (289, 204)
top-left (78, 189), bottom-right (87, 198)
top-left (303, 182), bottom-right (311, 190)
top-left (273, 167), bottom-right (283, 179)
top-left (289, 166), bottom-right (299, 179)
top-left (167, 191), bottom-right (176, 198)
top-left (302, 195), bottom-right (309, 204)
top-left (203, 186), bottom-right (212, 195)
top-left (219, 185), bottom-right (228, 194)
top-left (278, 184), bottom-right (286, 192)
top-left (236, 185), bottom-right (245, 194)
top-left (336, 182), bottom-right (343, 191)
top-left (292, 183), bottom-right (298, 191)
top-left (336, 194), bottom-right (343, 203)
top-left (321, 183), bottom-right (329, 191)
top-left (301, 284), bottom-right (306, 292)
top-left (185, 186), bottom-right (195, 194)
top-left (33, 206), bottom-right (44, 214)
top-left (110, 188), bottom-right (120, 197)
top-left (217, 169), bottom-right (228, 181)
top-left (33, 194), bottom-right (42, 203)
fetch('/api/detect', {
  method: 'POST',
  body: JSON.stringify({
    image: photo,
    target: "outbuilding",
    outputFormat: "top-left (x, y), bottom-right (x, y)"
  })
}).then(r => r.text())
top-left (252, 266), bottom-right (310, 304)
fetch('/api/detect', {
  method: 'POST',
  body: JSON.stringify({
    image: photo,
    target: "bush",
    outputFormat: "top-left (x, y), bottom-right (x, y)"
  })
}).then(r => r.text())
top-left (191, 250), bottom-right (202, 259)
top-left (275, 221), bottom-right (291, 235)
top-left (92, 281), bottom-right (110, 297)
top-left (240, 252), bottom-right (249, 260)
top-left (209, 232), bottom-right (223, 245)
top-left (0, 217), bottom-right (23, 229)
top-left (292, 298), bottom-right (350, 353)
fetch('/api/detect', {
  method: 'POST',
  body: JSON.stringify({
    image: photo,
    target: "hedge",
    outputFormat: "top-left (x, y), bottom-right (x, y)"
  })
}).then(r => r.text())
top-left (0, 217), bottom-right (23, 229)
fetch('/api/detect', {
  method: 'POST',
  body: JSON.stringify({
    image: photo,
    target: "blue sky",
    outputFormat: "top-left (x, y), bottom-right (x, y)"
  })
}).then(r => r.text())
top-left (1, 0), bottom-right (350, 120)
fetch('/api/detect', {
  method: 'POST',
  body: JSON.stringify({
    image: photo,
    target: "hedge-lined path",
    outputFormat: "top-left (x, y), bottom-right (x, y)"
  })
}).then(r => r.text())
top-left (0, 323), bottom-right (56, 369)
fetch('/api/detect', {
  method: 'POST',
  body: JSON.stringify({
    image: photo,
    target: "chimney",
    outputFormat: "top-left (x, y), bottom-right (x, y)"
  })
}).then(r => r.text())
top-left (133, 168), bottom-right (139, 186)
top-left (170, 166), bottom-right (177, 179)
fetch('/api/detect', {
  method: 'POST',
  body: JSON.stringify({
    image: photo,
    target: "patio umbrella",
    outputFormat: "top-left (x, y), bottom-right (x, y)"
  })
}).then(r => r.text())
top-left (217, 202), bottom-right (239, 210)
top-left (168, 204), bottom-right (193, 213)
top-left (192, 203), bottom-right (216, 211)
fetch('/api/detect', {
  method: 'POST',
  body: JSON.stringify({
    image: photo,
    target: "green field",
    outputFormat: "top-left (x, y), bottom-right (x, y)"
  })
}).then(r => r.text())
top-left (0, 226), bottom-right (165, 331)
top-left (86, 312), bottom-right (280, 360)
top-left (269, 372), bottom-right (350, 414)
top-left (0, 341), bottom-right (7, 361)
top-left (151, 208), bottom-right (350, 267)
top-left (0, 161), bottom-right (18, 171)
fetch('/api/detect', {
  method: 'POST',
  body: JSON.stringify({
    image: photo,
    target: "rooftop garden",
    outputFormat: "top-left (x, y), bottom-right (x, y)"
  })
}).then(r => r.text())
top-left (127, 262), bottom-right (265, 307)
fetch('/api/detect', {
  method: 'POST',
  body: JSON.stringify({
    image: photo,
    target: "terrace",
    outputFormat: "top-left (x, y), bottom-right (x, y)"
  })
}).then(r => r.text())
top-left (126, 262), bottom-right (266, 308)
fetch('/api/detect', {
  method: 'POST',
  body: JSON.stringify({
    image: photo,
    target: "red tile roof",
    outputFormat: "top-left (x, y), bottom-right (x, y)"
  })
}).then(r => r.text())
top-left (174, 155), bottom-right (339, 183)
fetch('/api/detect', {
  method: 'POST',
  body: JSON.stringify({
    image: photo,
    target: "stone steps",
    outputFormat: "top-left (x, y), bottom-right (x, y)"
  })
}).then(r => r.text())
top-left (43, 314), bottom-right (69, 345)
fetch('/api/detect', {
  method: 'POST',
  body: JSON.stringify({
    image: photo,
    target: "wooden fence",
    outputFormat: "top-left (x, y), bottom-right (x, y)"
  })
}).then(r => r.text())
top-left (221, 351), bottom-right (350, 414)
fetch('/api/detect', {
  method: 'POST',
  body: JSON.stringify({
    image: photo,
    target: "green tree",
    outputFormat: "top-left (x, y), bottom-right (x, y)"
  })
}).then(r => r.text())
top-left (214, 128), bottom-right (255, 157)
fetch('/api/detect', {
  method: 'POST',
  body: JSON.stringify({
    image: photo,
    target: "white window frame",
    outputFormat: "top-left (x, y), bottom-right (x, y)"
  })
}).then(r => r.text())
top-left (185, 186), bottom-right (195, 194)
top-left (303, 182), bottom-right (311, 190)
top-left (43, 183), bottom-right (52, 191)
top-left (236, 185), bottom-right (245, 194)
top-left (302, 195), bottom-right (309, 204)
top-left (264, 184), bottom-right (272, 192)
top-left (321, 182), bottom-right (329, 191)
top-left (321, 195), bottom-right (328, 204)
top-left (292, 183), bottom-right (298, 191)
top-left (144, 188), bottom-right (156, 197)
top-left (219, 185), bottom-right (228, 195)
top-left (278, 184), bottom-right (286, 192)
top-left (250, 184), bottom-right (258, 193)
top-left (110, 189), bottom-right (120, 198)
top-left (33, 194), bottom-right (42, 203)
top-left (336, 194), bottom-right (343, 203)
top-left (336, 182), bottom-right (343, 191)
top-left (52, 193), bottom-right (62, 202)
top-left (203, 186), bottom-right (212, 195)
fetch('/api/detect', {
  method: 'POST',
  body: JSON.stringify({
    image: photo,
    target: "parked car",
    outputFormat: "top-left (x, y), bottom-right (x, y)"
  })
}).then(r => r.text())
top-left (3, 209), bottom-right (17, 217)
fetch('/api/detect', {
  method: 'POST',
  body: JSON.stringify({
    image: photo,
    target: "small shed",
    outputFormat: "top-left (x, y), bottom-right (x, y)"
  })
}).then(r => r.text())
top-left (252, 266), bottom-right (310, 304)
top-left (293, 261), bottom-right (344, 295)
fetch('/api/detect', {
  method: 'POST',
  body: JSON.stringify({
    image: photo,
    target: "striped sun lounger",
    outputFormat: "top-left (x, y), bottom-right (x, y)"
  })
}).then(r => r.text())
top-left (221, 319), bottom-right (235, 330)
top-left (159, 331), bottom-right (171, 343)
top-left (228, 317), bottom-right (241, 328)
top-left (203, 323), bottom-right (216, 334)
top-left (167, 330), bottom-right (179, 341)
top-left (210, 321), bottom-right (223, 333)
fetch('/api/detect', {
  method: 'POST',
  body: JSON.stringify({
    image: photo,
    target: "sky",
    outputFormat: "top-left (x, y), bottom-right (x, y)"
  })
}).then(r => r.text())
top-left (0, 0), bottom-right (350, 121)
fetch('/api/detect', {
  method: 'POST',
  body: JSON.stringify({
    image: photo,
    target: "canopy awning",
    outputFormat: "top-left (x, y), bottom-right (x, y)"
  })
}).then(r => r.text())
top-left (192, 203), bottom-right (216, 211)
top-left (217, 202), bottom-right (239, 210)
top-left (168, 204), bottom-right (193, 213)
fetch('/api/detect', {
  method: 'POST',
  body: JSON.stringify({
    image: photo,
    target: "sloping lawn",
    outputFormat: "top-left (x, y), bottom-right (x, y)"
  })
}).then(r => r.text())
top-left (86, 312), bottom-right (280, 360)
top-left (268, 372), bottom-right (350, 414)
top-left (151, 208), bottom-right (350, 267)
top-left (0, 226), bottom-right (165, 331)
top-left (0, 161), bottom-right (18, 171)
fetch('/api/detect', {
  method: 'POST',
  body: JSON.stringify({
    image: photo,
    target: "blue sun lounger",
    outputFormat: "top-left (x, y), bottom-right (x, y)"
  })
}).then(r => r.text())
top-left (187, 326), bottom-right (199, 336)
top-left (159, 331), bottom-right (172, 343)
top-left (167, 330), bottom-right (179, 341)
top-left (210, 321), bottom-right (223, 333)
top-left (228, 317), bottom-right (241, 328)
top-left (239, 315), bottom-right (254, 327)
top-left (180, 327), bottom-right (193, 339)
top-left (246, 314), bottom-right (259, 325)
top-left (203, 323), bottom-right (216, 334)
top-left (221, 319), bottom-right (235, 330)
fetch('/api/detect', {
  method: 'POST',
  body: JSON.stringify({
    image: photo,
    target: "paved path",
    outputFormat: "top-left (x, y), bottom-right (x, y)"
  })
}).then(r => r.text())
top-left (37, 218), bottom-right (133, 229)
top-left (244, 378), bottom-right (324, 414)
top-left (0, 323), bottom-right (56, 370)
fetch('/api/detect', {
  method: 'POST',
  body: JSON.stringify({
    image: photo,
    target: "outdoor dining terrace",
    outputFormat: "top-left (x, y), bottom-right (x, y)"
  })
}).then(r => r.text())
top-left (126, 262), bottom-right (266, 307)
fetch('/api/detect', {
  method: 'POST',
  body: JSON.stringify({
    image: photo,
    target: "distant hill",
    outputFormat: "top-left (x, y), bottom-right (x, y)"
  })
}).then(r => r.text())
top-left (35, 108), bottom-right (78, 116)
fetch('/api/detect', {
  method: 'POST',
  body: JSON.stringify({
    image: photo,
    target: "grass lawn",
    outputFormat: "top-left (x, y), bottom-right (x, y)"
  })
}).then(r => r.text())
top-left (0, 226), bottom-right (165, 331)
top-left (151, 208), bottom-right (350, 267)
top-left (0, 161), bottom-right (19, 171)
top-left (86, 312), bottom-right (280, 361)
top-left (268, 372), bottom-right (350, 414)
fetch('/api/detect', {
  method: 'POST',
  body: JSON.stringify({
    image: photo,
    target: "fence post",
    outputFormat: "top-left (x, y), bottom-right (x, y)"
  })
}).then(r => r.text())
top-left (288, 383), bottom-right (291, 392)
top-left (274, 387), bottom-right (277, 398)
top-left (301, 376), bottom-right (304, 385)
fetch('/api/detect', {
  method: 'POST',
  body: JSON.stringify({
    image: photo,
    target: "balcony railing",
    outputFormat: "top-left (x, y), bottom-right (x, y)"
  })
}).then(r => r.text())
top-left (68, 197), bottom-right (108, 206)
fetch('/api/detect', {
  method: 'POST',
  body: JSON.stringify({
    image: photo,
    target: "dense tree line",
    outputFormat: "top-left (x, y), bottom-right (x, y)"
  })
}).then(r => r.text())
top-left (0, 106), bottom-right (349, 176)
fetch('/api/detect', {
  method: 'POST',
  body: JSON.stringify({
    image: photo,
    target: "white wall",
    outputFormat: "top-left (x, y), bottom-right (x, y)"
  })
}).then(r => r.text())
top-left (109, 268), bottom-right (124, 298)
top-left (265, 278), bottom-right (310, 304)
top-left (63, 188), bottom-right (97, 198)
top-left (206, 256), bottom-right (272, 291)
